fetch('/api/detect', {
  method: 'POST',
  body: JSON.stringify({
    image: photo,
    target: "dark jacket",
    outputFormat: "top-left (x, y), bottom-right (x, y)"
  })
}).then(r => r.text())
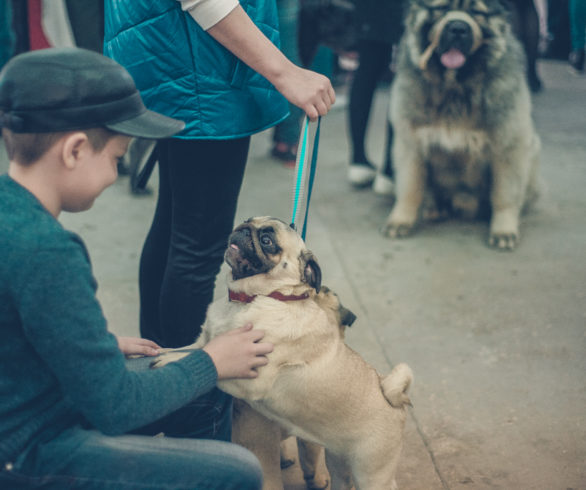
top-left (355, 0), bottom-right (404, 45)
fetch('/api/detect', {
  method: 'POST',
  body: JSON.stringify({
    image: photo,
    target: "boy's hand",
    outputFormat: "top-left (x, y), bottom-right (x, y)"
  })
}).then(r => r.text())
top-left (203, 324), bottom-right (274, 380)
top-left (116, 336), bottom-right (161, 357)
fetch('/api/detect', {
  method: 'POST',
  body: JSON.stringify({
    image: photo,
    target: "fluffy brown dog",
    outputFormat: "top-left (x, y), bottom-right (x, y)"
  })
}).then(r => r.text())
top-left (384, 0), bottom-right (541, 250)
top-left (153, 217), bottom-right (413, 489)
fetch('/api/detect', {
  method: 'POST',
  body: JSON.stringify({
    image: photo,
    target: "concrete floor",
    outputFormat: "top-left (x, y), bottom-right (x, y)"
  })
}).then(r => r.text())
top-left (2, 59), bottom-right (585, 489)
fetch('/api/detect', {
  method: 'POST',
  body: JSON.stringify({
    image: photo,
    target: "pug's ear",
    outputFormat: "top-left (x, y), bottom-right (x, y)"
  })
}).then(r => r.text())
top-left (300, 251), bottom-right (321, 292)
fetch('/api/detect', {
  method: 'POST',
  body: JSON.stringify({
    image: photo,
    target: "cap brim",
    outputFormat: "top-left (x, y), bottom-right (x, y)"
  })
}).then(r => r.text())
top-left (105, 109), bottom-right (185, 139)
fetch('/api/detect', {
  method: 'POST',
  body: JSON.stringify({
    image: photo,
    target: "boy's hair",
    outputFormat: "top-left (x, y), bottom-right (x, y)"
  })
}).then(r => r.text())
top-left (2, 127), bottom-right (116, 166)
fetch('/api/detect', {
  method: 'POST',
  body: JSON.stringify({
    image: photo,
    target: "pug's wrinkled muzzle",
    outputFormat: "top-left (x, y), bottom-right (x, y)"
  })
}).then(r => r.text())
top-left (224, 226), bottom-right (271, 280)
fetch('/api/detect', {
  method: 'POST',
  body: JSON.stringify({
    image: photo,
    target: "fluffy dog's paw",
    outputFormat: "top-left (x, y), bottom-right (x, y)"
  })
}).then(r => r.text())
top-left (488, 232), bottom-right (519, 251)
top-left (381, 221), bottom-right (415, 238)
top-left (150, 351), bottom-right (190, 369)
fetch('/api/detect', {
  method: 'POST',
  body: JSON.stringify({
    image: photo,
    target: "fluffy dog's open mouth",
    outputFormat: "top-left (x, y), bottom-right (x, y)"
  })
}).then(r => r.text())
top-left (440, 48), bottom-right (467, 69)
top-left (419, 11), bottom-right (483, 71)
top-left (437, 19), bottom-right (474, 69)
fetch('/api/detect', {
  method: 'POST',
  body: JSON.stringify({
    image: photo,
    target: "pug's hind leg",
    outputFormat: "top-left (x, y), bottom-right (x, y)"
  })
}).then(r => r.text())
top-left (298, 440), bottom-right (329, 489)
top-left (325, 451), bottom-right (355, 490)
top-left (232, 401), bottom-right (284, 490)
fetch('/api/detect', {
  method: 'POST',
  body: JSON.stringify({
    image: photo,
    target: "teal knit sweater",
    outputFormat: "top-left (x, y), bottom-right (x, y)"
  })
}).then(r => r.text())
top-left (0, 174), bottom-right (217, 465)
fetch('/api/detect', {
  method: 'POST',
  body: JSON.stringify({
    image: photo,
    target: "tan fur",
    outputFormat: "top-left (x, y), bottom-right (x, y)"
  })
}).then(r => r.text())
top-left (154, 217), bottom-right (412, 489)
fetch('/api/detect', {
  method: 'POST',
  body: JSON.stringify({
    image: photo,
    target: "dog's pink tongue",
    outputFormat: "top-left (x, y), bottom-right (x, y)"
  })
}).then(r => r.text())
top-left (440, 49), bottom-right (466, 69)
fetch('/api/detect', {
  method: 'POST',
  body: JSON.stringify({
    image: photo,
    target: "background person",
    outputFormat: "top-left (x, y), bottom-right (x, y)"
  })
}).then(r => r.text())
top-left (346, 0), bottom-right (403, 191)
top-left (509, 0), bottom-right (544, 92)
top-left (270, 0), bottom-right (305, 168)
top-left (568, 0), bottom-right (586, 72)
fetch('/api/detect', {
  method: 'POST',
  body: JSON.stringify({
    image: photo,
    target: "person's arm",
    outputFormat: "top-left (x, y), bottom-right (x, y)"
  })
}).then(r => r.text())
top-left (15, 235), bottom-right (269, 435)
top-left (178, 0), bottom-right (335, 120)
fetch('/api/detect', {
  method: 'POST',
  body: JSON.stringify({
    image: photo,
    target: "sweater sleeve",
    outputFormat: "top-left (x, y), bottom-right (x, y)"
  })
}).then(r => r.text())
top-left (177, 0), bottom-right (239, 30)
top-left (13, 234), bottom-right (218, 435)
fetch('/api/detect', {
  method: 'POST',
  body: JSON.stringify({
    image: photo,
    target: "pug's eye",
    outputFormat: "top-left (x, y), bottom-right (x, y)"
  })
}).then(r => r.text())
top-left (260, 235), bottom-right (272, 246)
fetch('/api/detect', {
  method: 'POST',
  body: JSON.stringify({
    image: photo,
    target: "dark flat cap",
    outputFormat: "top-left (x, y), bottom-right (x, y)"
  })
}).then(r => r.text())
top-left (0, 47), bottom-right (185, 138)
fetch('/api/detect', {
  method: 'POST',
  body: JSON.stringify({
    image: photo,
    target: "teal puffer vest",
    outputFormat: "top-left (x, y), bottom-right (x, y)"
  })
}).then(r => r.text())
top-left (104, 0), bottom-right (289, 139)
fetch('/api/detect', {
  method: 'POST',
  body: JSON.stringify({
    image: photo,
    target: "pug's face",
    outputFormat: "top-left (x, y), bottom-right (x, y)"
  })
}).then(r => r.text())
top-left (225, 217), bottom-right (321, 293)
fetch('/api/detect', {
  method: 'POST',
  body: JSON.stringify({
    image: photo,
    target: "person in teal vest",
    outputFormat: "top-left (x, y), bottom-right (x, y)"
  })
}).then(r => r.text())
top-left (104, 0), bottom-right (335, 348)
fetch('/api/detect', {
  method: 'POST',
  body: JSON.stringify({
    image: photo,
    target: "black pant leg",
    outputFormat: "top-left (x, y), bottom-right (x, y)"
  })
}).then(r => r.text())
top-left (348, 39), bottom-right (392, 165)
top-left (139, 137), bottom-right (250, 347)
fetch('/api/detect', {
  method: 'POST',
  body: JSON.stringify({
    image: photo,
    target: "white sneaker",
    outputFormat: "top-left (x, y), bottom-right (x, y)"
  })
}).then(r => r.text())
top-left (373, 173), bottom-right (395, 196)
top-left (348, 164), bottom-right (376, 187)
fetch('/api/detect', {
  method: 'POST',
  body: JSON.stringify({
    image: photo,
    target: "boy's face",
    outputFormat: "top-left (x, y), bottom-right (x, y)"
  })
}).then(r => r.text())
top-left (62, 134), bottom-right (131, 213)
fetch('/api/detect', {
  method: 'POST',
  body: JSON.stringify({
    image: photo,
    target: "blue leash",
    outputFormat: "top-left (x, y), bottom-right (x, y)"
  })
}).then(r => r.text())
top-left (291, 116), bottom-right (321, 240)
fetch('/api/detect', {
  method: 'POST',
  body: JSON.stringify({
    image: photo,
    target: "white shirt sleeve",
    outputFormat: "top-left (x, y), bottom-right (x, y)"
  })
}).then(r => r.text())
top-left (177, 0), bottom-right (240, 31)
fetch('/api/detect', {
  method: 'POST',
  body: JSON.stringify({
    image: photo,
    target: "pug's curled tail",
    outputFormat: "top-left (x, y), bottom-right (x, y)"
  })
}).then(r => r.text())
top-left (381, 363), bottom-right (413, 408)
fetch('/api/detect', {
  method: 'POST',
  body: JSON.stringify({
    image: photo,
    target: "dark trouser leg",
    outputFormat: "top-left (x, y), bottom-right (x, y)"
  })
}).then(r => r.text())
top-left (511, 0), bottom-right (543, 91)
top-left (382, 120), bottom-right (395, 179)
top-left (273, 0), bottom-right (303, 147)
top-left (139, 137), bottom-right (250, 347)
top-left (139, 142), bottom-right (172, 345)
top-left (348, 39), bottom-right (392, 165)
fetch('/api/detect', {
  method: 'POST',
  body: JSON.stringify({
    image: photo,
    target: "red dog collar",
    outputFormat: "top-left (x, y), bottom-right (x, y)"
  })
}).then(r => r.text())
top-left (228, 289), bottom-right (310, 303)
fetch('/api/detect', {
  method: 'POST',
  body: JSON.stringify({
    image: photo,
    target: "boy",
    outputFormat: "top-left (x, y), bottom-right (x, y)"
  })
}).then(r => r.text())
top-left (0, 48), bottom-right (273, 489)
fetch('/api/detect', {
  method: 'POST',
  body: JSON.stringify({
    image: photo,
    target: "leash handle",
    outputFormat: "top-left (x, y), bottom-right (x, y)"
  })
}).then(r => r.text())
top-left (291, 116), bottom-right (321, 240)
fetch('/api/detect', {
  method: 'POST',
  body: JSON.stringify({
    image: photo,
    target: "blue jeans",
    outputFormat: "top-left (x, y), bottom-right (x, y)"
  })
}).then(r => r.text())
top-left (0, 358), bottom-right (262, 489)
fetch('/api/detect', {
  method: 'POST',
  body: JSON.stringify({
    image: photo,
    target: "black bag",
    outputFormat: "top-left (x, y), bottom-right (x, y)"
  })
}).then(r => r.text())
top-left (298, 0), bottom-right (357, 66)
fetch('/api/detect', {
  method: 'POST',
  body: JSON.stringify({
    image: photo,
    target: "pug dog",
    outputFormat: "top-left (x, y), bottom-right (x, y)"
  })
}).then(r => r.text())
top-left (153, 217), bottom-right (413, 490)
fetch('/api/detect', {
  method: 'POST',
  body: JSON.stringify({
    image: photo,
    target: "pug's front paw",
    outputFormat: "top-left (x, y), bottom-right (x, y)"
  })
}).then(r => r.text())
top-left (150, 351), bottom-right (190, 369)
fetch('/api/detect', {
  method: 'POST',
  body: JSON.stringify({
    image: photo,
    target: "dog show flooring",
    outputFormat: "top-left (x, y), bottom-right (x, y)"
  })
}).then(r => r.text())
top-left (2, 59), bottom-right (584, 489)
